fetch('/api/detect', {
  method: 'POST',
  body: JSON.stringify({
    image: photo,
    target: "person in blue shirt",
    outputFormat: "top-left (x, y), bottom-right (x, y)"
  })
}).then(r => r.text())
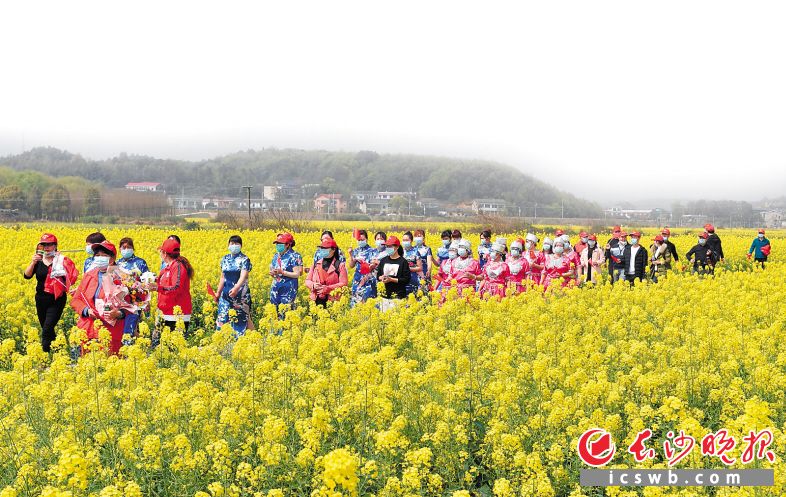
top-left (347, 230), bottom-right (386, 305)
top-left (413, 229), bottom-right (433, 290)
top-left (217, 235), bottom-right (254, 336)
top-left (435, 230), bottom-right (453, 265)
top-left (401, 231), bottom-right (424, 296)
top-left (748, 229), bottom-right (771, 269)
top-left (478, 229), bottom-right (493, 270)
top-left (269, 232), bottom-right (303, 320)
top-left (116, 237), bottom-right (150, 274)
top-left (83, 232), bottom-right (106, 273)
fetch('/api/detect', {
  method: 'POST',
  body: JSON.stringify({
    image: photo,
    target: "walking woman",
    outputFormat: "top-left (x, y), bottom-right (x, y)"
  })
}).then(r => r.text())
top-left (347, 229), bottom-right (380, 305)
top-left (149, 237), bottom-right (194, 343)
top-left (269, 232), bottom-right (303, 319)
top-left (306, 238), bottom-right (348, 307)
top-left (649, 234), bottom-right (671, 283)
top-left (216, 235), bottom-right (254, 336)
top-left (523, 233), bottom-right (544, 285)
top-left (375, 235), bottom-right (411, 311)
top-left (24, 233), bottom-right (78, 352)
top-left (71, 241), bottom-right (127, 355)
top-left (748, 229), bottom-right (771, 269)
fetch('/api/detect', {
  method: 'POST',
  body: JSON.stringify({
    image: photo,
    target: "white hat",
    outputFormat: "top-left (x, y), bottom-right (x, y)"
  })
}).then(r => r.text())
top-left (495, 237), bottom-right (507, 247)
top-left (448, 242), bottom-right (460, 251)
top-left (457, 238), bottom-right (472, 250)
top-left (560, 234), bottom-right (571, 244)
top-left (525, 233), bottom-right (539, 243)
top-left (543, 237), bottom-right (553, 246)
top-left (510, 239), bottom-right (524, 250)
top-left (491, 242), bottom-right (506, 253)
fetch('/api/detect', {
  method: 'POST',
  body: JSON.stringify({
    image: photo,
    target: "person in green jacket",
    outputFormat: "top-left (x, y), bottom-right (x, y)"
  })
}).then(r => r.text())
top-left (747, 229), bottom-right (771, 269)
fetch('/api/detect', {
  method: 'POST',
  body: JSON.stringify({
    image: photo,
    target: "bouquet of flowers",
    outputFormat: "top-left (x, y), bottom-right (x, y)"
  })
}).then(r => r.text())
top-left (97, 267), bottom-right (152, 329)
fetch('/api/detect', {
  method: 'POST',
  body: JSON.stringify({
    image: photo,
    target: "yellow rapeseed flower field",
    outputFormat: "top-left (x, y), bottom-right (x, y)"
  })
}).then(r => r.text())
top-left (0, 224), bottom-right (784, 496)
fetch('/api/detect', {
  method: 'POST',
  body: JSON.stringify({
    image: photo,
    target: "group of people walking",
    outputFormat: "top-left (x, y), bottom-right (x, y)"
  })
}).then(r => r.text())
top-left (24, 225), bottom-right (771, 354)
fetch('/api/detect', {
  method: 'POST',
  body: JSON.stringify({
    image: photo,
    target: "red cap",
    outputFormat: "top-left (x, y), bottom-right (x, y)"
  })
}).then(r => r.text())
top-left (274, 233), bottom-right (295, 245)
top-left (653, 235), bottom-right (664, 242)
top-left (579, 231), bottom-right (588, 237)
top-left (588, 234), bottom-right (597, 241)
top-left (661, 228), bottom-right (671, 236)
top-left (319, 238), bottom-right (338, 249)
top-left (630, 231), bottom-right (642, 238)
top-left (555, 229), bottom-right (564, 237)
top-left (612, 225), bottom-right (621, 232)
top-left (92, 240), bottom-right (117, 256)
top-left (704, 223), bottom-right (715, 232)
top-left (699, 232), bottom-right (709, 239)
top-left (159, 238), bottom-right (180, 254)
top-left (758, 228), bottom-right (766, 234)
top-left (618, 231), bottom-right (628, 238)
top-left (385, 235), bottom-right (401, 246)
top-left (39, 233), bottom-right (58, 244)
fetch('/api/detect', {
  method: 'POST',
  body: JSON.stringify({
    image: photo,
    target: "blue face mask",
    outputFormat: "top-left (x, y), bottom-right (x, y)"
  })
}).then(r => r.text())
top-left (376, 240), bottom-right (384, 249)
top-left (93, 256), bottom-right (110, 269)
top-left (229, 244), bottom-right (241, 255)
top-left (442, 239), bottom-right (451, 247)
top-left (275, 243), bottom-right (286, 253)
top-left (414, 237), bottom-right (424, 246)
top-left (630, 238), bottom-right (639, 245)
top-left (448, 251), bottom-right (458, 260)
top-left (316, 248), bottom-right (331, 259)
top-left (758, 234), bottom-right (765, 239)
top-left (385, 247), bottom-right (395, 256)
top-left (120, 248), bottom-right (134, 259)
top-left (358, 239), bottom-right (368, 248)
top-left (402, 241), bottom-right (412, 249)
top-left (85, 244), bottom-right (94, 255)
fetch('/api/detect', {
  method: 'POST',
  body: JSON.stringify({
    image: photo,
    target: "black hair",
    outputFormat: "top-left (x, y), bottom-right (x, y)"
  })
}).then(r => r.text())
top-left (229, 235), bottom-right (243, 245)
top-left (93, 246), bottom-right (114, 257)
top-left (86, 232), bottom-right (105, 244)
top-left (481, 230), bottom-right (492, 239)
top-left (451, 229), bottom-right (462, 238)
top-left (167, 234), bottom-right (181, 244)
top-left (402, 231), bottom-right (413, 241)
top-left (357, 229), bottom-right (368, 239)
top-left (321, 230), bottom-right (334, 239)
top-left (374, 231), bottom-right (387, 241)
top-left (119, 237), bottom-right (134, 249)
top-left (441, 230), bottom-right (452, 239)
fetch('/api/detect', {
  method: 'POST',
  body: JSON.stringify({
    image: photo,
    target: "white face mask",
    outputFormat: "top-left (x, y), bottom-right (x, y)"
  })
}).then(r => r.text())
top-left (662, 236), bottom-right (669, 241)
top-left (699, 238), bottom-right (706, 245)
top-left (581, 237), bottom-right (588, 243)
top-left (93, 255), bottom-right (111, 269)
top-left (758, 234), bottom-right (765, 238)
top-left (543, 244), bottom-right (552, 251)
top-left (588, 240), bottom-right (596, 247)
top-left (511, 248), bottom-right (521, 256)
top-left (525, 241), bottom-right (533, 250)
top-left (553, 246), bottom-right (564, 254)
top-left (458, 248), bottom-right (469, 257)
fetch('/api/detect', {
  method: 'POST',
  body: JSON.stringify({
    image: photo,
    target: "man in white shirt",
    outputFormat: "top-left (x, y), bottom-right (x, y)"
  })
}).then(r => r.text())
top-left (622, 231), bottom-right (648, 286)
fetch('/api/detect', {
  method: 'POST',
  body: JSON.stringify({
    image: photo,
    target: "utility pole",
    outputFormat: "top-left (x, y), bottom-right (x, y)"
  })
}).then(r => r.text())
top-left (561, 200), bottom-right (564, 219)
top-left (242, 185), bottom-right (253, 228)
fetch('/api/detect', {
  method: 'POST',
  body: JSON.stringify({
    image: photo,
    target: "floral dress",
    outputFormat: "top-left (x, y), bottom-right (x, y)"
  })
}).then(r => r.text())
top-left (350, 246), bottom-right (384, 305)
top-left (217, 252), bottom-right (253, 335)
top-left (269, 249), bottom-right (303, 308)
top-left (403, 246), bottom-right (422, 296)
top-left (117, 255), bottom-right (149, 275)
top-left (505, 256), bottom-right (530, 293)
top-left (480, 260), bottom-right (510, 298)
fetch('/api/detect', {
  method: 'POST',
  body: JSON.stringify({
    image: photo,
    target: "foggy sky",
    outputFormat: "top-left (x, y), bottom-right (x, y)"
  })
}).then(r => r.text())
top-left (1, 0), bottom-right (785, 204)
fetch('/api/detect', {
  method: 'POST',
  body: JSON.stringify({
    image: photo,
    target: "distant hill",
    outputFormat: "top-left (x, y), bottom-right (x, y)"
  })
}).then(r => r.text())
top-left (0, 147), bottom-right (603, 217)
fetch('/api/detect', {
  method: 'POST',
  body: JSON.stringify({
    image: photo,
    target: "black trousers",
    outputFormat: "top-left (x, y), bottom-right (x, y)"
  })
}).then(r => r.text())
top-left (35, 293), bottom-right (67, 352)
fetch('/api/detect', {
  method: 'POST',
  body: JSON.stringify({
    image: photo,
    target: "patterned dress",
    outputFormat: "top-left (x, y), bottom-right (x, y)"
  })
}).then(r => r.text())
top-left (350, 246), bottom-right (385, 305)
top-left (480, 260), bottom-right (510, 298)
top-left (269, 249), bottom-right (303, 310)
top-left (403, 246), bottom-right (422, 296)
top-left (217, 252), bottom-right (253, 335)
top-left (117, 255), bottom-right (149, 274)
top-left (505, 256), bottom-right (530, 293)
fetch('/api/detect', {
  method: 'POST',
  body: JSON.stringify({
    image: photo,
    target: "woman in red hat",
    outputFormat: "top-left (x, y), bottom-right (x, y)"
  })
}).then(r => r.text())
top-left (579, 234), bottom-right (605, 284)
top-left (148, 237), bottom-right (194, 344)
top-left (24, 233), bottom-right (79, 352)
top-left (375, 235), bottom-right (411, 311)
top-left (747, 229), bottom-right (770, 269)
top-left (649, 235), bottom-right (671, 282)
top-left (306, 238), bottom-right (348, 307)
top-left (269, 232), bottom-right (303, 319)
top-left (686, 232), bottom-right (717, 275)
top-left (70, 241), bottom-right (127, 355)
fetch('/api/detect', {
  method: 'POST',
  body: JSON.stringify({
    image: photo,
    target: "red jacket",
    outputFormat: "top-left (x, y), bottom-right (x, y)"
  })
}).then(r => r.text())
top-left (157, 259), bottom-right (192, 318)
top-left (70, 269), bottom-right (125, 354)
top-left (306, 259), bottom-right (348, 301)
